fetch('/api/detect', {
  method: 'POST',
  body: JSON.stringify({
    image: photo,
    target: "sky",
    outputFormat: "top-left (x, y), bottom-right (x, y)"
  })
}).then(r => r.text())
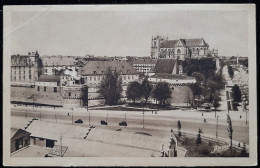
top-left (7, 7), bottom-right (249, 57)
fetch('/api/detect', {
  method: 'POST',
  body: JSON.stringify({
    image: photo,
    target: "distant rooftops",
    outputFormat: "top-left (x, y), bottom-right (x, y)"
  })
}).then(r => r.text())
top-left (132, 58), bottom-right (158, 65)
top-left (37, 75), bottom-right (60, 82)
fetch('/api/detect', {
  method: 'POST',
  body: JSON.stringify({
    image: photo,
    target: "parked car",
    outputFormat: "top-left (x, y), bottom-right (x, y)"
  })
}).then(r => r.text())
top-left (119, 121), bottom-right (127, 127)
top-left (74, 119), bottom-right (83, 124)
top-left (100, 120), bottom-right (108, 125)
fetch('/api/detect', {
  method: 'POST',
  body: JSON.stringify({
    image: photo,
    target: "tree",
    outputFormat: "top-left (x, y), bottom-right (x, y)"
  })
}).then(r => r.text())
top-left (213, 93), bottom-right (221, 118)
top-left (240, 143), bottom-right (248, 157)
top-left (190, 83), bottom-right (202, 108)
top-left (98, 67), bottom-right (122, 105)
top-left (196, 128), bottom-right (202, 144)
top-left (126, 81), bottom-right (143, 103)
top-left (192, 72), bottom-right (205, 84)
top-left (228, 65), bottom-right (234, 79)
top-left (142, 77), bottom-right (153, 104)
top-left (227, 115), bottom-right (233, 149)
top-left (81, 85), bottom-right (88, 106)
top-left (177, 120), bottom-right (181, 136)
top-left (152, 82), bottom-right (172, 106)
top-left (232, 84), bottom-right (242, 103)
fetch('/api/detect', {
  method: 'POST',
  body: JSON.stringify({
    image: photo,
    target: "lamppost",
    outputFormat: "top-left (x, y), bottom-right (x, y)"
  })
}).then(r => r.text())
top-left (142, 101), bottom-right (144, 128)
top-left (216, 115), bottom-right (219, 138)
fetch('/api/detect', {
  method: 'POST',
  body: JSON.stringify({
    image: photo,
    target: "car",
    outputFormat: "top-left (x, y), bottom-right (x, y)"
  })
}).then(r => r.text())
top-left (74, 119), bottom-right (83, 124)
top-left (100, 120), bottom-right (108, 125)
top-left (119, 121), bottom-right (127, 127)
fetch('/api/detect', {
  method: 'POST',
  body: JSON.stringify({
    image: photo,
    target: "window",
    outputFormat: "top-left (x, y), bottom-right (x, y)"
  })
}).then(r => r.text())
top-left (29, 70), bottom-right (31, 74)
top-left (29, 75), bottom-right (31, 79)
top-left (44, 87), bottom-right (46, 92)
top-left (94, 77), bottom-right (96, 81)
top-left (14, 76), bottom-right (16, 81)
top-left (68, 92), bottom-right (71, 96)
top-left (90, 77), bottom-right (92, 81)
top-left (45, 69), bottom-right (48, 73)
top-left (19, 75), bottom-right (21, 81)
top-left (93, 71), bottom-right (97, 74)
top-left (37, 86), bottom-right (40, 91)
top-left (23, 75), bottom-right (25, 80)
top-left (54, 87), bottom-right (57, 92)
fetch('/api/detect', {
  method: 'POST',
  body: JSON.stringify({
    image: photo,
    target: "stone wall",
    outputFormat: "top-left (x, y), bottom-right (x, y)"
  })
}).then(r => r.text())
top-left (171, 85), bottom-right (193, 104)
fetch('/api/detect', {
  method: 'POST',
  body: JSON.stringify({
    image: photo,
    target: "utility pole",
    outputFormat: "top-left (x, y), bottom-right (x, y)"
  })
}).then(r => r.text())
top-left (72, 112), bottom-right (73, 125)
top-left (216, 116), bottom-right (219, 138)
top-left (60, 136), bottom-right (62, 157)
top-left (89, 111), bottom-right (90, 126)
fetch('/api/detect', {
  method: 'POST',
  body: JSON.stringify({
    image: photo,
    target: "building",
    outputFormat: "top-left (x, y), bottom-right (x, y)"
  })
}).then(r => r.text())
top-left (78, 60), bottom-right (140, 103)
top-left (151, 59), bottom-right (183, 75)
top-left (132, 58), bottom-right (158, 75)
top-left (11, 51), bottom-right (43, 85)
top-left (11, 128), bottom-right (31, 153)
top-left (151, 36), bottom-right (210, 59)
top-left (41, 56), bottom-right (77, 76)
top-left (148, 59), bottom-right (196, 105)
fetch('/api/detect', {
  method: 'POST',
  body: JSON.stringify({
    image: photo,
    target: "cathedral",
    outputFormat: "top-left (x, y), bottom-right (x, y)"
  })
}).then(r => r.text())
top-left (151, 36), bottom-right (210, 59)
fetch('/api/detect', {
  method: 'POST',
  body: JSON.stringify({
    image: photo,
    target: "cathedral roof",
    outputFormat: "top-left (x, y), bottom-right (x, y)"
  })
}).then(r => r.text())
top-left (79, 60), bottom-right (138, 76)
top-left (160, 40), bottom-right (178, 48)
top-left (160, 38), bottom-right (208, 48)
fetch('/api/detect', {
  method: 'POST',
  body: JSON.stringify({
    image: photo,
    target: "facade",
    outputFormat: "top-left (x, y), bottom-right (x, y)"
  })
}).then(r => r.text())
top-left (41, 56), bottom-right (77, 76)
top-left (151, 36), bottom-right (210, 59)
top-left (78, 60), bottom-right (140, 100)
top-left (132, 58), bottom-right (158, 75)
top-left (11, 51), bottom-right (43, 85)
top-left (11, 128), bottom-right (31, 153)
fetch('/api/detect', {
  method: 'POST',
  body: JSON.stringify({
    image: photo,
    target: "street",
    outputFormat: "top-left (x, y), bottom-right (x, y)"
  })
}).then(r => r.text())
top-left (11, 105), bottom-right (249, 145)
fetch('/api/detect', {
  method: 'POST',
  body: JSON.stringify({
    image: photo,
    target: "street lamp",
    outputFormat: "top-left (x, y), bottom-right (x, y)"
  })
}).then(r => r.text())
top-left (216, 115), bottom-right (219, 138)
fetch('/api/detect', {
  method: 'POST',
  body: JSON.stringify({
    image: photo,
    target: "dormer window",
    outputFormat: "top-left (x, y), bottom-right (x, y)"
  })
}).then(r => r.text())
top-left (93, 71), bottom-right (97, 74)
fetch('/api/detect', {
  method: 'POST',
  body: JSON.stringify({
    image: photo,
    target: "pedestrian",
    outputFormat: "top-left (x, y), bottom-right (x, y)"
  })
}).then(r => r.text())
top-left (204, 118), bottom-right (206, 123)
top-left (171, 129), bottom-right (173, 132)
top-left (68, 113), bottom-right (70, 116)
top-left (240, 115), bottom-right (242, 119)
top-left (202, 113), bottom-right (203, 116)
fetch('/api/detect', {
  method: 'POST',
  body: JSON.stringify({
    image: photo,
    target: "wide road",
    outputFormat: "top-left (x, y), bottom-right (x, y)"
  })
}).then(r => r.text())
top-left (11, 106), bottom-right (249, 145)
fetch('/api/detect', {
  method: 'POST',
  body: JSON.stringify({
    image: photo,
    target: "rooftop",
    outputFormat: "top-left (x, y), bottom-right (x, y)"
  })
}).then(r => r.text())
top-left (79, 60), bottom-right (138, 76)
top-left (41, 56), bottom-right (76, 66)
top-left (150, 73), bottom-right (195, 80)
top-left (25, 120), bottom-right (89, 141)
top-left (132, 58), bottom-right (158, 65)
top-left (154, 59), bottom-right (177, 74)
top-left (37, 75), bottom-right (60, 83)
top-left (160, 38), bottom-right (208, 48)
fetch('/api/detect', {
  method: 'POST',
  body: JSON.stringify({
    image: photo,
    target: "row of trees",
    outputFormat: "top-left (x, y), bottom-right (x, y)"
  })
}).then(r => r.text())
top-left (190, 71), bottom-right (225, 117)
top-left (126, 78), bottom-right (172, 106)
top-left (97, 67), bottom-right (173, 106)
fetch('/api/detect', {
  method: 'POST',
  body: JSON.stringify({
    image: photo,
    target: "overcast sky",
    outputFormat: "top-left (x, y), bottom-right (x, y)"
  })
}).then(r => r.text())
top-left (7, 7), bottom-right (249, 57)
